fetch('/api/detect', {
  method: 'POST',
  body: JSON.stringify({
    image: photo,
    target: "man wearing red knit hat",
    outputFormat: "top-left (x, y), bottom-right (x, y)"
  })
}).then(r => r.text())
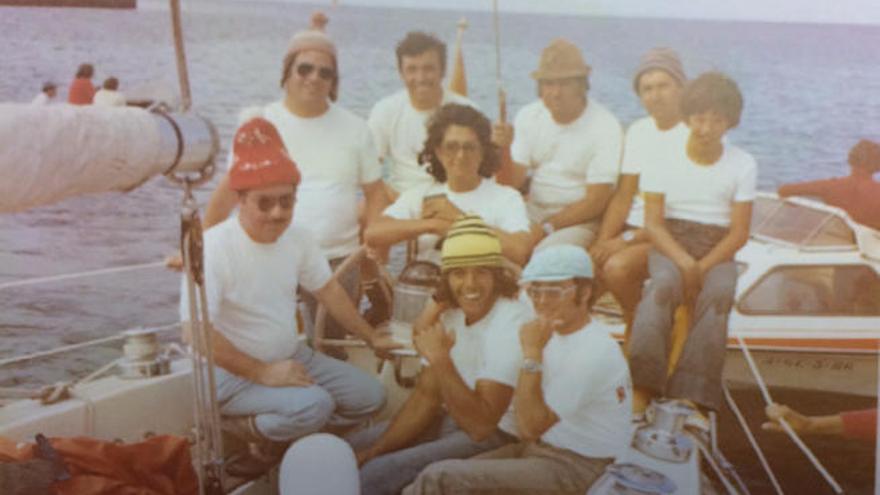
top-left (202, 13), bottom-right (388, 356)
top-left (181, 117), bottom-right (395, 474)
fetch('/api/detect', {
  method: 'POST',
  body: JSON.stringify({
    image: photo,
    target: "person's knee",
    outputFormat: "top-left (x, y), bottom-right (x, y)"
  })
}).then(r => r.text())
top-left (295, 387), bottom-right (336, 431)
top-left (603, 254), bottom-right (635, 286)
top-left (701, 270), bottom-right (737, 313)
top-left (410, 459), bottom-right (466, 492)
top-left (359, 376), bottom-right (386, 415)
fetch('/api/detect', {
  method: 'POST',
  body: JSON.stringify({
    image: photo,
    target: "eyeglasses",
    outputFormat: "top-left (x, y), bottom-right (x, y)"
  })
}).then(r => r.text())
top-left (295, 63), bottom-right (336, 81)
top-left (255, 193), bottom-right (295, 213)
top-left (525, 284), bottom-right (575, 301)
top-left (439, 141), bottom-right (481, 156)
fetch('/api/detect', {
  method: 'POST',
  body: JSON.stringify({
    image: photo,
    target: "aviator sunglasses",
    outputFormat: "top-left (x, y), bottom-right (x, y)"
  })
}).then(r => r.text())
top-left (295, 63), bottom-right (336, 81)
top-left (254, 193), bottom-right (295, 213)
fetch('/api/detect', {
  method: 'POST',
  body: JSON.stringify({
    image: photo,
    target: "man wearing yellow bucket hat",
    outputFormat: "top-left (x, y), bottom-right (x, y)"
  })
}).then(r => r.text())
top-left (350, 215), bottom-right (532, 495)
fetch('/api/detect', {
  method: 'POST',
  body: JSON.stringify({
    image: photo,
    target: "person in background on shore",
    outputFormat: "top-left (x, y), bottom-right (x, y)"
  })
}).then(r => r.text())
top-left (493, 38), bottom-right (622, 251)
top-left (67, 63), bottom-right (96, 105)
top-left (404, 245), bottom-right (632, 495)
top-left (763, 404), bottom-right (876, 441)
top-left (93, 77), bottom-right (126, 107)
top-left (350, 215), bottom-right (531, 495)
top-left (365, 104), bottom-right (533, 267)
top-left (201, 13), bottom-right (387, 357)
top-left (778, 138), bottom-right (880, 230)
top-left (590, 47), bottom-right (688, 330)
top-left (368, 31), bottom-right (476, 202)
top-left (180, 117), bottom-right (395, 476)
top-left (627, 72), bottom-right (756, 417)
top-left (31, 81), bottom-right (57, 105)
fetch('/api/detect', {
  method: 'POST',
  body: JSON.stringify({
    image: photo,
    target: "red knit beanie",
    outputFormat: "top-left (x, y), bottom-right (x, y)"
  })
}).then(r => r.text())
top-left (229, 118), bottom-right (301, 192)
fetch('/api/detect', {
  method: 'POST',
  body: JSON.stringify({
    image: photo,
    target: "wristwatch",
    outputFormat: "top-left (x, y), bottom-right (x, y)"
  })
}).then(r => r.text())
top-left (521, 358), bottom-right (544, 374)
top-left (621, 230), bottom-right (636, 245)
top-left (541, 222), bottom-right (555, 236)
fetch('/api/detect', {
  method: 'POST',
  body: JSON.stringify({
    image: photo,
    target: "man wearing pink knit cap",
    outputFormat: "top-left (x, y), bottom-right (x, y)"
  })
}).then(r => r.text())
top-left (203, 13), bottom-right (388, 355)
top-left (181, 117), bottom-right (394, 475)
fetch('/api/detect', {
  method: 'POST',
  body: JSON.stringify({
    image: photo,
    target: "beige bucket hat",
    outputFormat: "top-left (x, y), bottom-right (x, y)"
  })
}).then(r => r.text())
top-left (531, 38), bottom-right (591, 80)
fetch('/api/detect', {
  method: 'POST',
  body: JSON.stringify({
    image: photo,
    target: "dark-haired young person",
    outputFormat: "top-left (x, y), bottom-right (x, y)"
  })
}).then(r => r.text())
top-left (368, 31), bottom-right (476, 200)
top-left (351, 216), bottom-right (532, 495)
top-left (365, 103), bottom-right (533, 266)
top-left (68, 63), bottom-right (95, 105)
top-left (628, 72), bottom-right (757, 416)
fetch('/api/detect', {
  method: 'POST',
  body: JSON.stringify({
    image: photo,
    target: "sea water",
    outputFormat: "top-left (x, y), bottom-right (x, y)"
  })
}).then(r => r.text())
top-left (1, 1), bottom-right (878, 491)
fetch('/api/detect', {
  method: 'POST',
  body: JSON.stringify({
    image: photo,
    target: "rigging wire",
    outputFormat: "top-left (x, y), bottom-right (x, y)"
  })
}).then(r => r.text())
top-left (735, 335), bottom-right (844, 494)
top-left (0, 261), bottom-right (166, 291)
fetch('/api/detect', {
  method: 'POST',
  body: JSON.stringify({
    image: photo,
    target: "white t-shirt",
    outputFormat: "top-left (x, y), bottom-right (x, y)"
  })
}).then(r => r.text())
top-left (31, 92), bottom-right (52, 105)
top-left (179, 218), bottom-right (332, 363)
top-left (640, 141), bottom-right (758, 227)
top-left (382, 178), bottom-right (531, 264)
top-left (92, 89), bottom-right (126, 107)
top-left (368, 88), bottom-right (475, 194)
top-left (249, 101), bottom-right (383, 259)
top-left (439, 297), bottom-right (533, 390)
top-left (511, 98), bottom-right (623, 223)
top-left (620, 119), bottom-right (689, 228)
top-left (497, 320), bottom-right (632, 459)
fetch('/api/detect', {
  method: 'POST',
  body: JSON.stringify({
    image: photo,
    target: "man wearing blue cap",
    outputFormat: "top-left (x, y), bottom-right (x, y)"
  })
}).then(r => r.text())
top-left (404, 245), bottom-right (632, 495)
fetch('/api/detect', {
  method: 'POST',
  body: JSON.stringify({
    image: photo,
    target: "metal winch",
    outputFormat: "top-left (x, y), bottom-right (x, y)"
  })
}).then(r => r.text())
top-left (632, 399), bottom-right (696, 463)
top-left (117, 328), bottom-right (171, 379)
top-left (392, 261), bottom-right (441, 324)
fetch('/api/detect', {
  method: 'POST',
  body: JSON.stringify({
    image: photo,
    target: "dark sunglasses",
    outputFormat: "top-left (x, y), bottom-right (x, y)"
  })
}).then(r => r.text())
top-left (296, 63), bottom-right (336, 81)
top-left (255, 193), bottom-right (295, 213)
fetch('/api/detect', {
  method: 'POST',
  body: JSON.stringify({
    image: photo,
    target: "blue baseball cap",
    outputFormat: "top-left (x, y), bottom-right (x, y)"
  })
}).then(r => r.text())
top-left (521, 245), bottom-right (593, 283)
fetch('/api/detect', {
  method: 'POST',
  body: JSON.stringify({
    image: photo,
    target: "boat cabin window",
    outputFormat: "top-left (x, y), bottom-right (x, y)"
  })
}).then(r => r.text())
top-left (751, 197), bottom-right (856, 247)
top-left (739, 265), bottom-right (880, 316)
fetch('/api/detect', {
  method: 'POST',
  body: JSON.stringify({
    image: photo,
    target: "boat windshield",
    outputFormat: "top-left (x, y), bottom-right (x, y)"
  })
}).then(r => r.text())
top-left (751, 196), bottom-right (856, 248)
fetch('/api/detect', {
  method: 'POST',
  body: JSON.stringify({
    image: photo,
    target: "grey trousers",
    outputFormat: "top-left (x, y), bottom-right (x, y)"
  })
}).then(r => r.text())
top-left (347, 414), bottom-right (513, 495)
top-left (216, 345), bottom-right (385, 442)
top-left (628, 250), bottom-right (737, 410)
top-left (402, 441), bottom-right (612, 495)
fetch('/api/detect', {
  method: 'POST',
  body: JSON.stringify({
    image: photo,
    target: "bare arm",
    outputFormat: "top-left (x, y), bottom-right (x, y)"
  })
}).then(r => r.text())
top-left (314, 278), bottom-right (400, 353)
top-left (362, 179), bottom-right (390, 227)
top-left (181, 321), bottom-right (312, 387)
top-left (596, 174), bottom-right (639, 242)
top-left (545, 183), bottom-right (614, 231)
top-left (204, 173), bottom-right (238, 229)
top-left (696, 201), bottom-right (752, 273)
top-left (493, 229), bottom-right (534, 266)
top-left (364, 215), bottom-right (449, 251)
top-left (358, 367), bottom-right (444, 464)
top-left (763, 403), bottom-right (844, 436)
top-left (513, 320), bottom-right (559, 441)
top-left (431, 356), bottom-right (513, 442)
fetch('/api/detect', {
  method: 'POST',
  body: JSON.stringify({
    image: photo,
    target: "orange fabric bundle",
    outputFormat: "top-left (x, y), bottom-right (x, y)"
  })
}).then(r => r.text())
top-left (0, 435), bottom-right (197, 495)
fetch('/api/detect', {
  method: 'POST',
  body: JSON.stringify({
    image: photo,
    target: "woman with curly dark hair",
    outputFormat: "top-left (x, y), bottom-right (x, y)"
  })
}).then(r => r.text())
top-left (366, 103), bottom-right (534, 266)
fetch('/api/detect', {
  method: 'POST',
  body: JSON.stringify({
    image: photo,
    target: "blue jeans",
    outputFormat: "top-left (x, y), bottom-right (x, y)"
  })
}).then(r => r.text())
top-left (215, 344), bottom-right (385, 442)
top-left (347, 414), bottom-right (513, 495)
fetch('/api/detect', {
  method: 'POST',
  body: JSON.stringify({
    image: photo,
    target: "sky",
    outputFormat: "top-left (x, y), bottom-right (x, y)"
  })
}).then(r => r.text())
top-left (292, 0), bottom-right (880, 25)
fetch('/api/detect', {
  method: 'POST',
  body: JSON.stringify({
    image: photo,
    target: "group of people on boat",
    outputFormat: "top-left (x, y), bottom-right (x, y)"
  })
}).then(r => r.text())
top-left (32, 62), bottom-right (127, 106)
top-left (176, 12), bottom-right (879, 494)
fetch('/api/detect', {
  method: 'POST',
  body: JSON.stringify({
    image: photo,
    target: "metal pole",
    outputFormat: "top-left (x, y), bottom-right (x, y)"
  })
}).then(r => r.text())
top-left (169, 0), bottom-right (192, 111)
top-left (492, 0), bottom-right (506, 122)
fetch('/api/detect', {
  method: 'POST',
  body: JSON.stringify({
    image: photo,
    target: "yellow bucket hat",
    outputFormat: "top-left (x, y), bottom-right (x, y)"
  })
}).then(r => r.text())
top-left (440, 215), bottom-right (503, 272)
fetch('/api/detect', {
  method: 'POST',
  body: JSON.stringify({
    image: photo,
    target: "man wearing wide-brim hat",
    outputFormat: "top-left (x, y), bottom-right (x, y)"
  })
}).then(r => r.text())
top-left (495, 38), bottom-right (623, 253)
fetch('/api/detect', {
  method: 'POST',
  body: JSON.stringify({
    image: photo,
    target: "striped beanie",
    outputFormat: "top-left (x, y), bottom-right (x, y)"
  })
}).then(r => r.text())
top-left (440, 215), bottom-right (503, 272)
top-left (633, 47), bottom-right (686, 93)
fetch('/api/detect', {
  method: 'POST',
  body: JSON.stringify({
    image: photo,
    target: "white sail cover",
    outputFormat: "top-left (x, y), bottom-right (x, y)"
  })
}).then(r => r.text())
top-left (0, 104), bottom-right (166, 213)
